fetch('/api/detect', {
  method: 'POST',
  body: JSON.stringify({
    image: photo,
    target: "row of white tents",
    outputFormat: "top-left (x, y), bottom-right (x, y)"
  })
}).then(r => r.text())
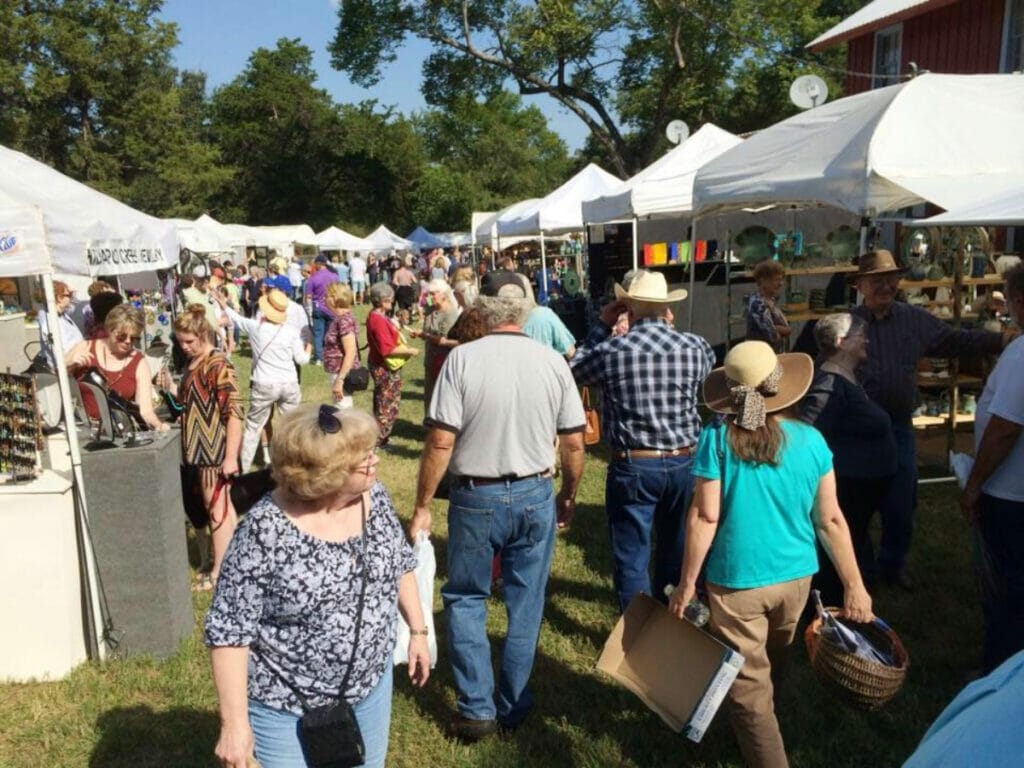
top-left (466, 73), bottom-right (1024, 307)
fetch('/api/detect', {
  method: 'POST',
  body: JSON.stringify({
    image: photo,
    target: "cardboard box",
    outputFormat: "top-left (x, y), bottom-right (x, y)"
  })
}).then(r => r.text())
top-left (596, 593), bottom-right (744, 743)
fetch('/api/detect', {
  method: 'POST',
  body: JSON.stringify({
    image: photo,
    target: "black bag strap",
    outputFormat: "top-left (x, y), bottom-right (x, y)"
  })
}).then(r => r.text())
top-left (260, 493), bottom-right (369, 711)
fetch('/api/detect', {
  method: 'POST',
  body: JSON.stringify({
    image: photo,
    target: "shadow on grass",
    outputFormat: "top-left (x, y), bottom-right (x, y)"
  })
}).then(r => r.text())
top-left (90, 705), bottom-right (219, 767)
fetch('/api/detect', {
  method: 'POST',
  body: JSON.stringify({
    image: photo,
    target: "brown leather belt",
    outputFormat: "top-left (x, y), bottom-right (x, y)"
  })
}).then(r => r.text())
top-left (458, 471), bottom-right (552, 487)
top-left (613, 446), bottom-right (694, 460)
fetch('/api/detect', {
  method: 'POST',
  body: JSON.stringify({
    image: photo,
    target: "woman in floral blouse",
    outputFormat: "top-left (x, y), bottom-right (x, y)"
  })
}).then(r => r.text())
top-left (205, 405), bottom-right (431, 768)
top-left (744, 259), bottom-right (791, 353)
top-left (322, 283), bottom-right (361, 409)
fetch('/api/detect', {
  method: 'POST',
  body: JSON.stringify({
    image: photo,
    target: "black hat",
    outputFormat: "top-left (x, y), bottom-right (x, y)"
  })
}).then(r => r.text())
top-left (480, 271), bottom-right (528, 298)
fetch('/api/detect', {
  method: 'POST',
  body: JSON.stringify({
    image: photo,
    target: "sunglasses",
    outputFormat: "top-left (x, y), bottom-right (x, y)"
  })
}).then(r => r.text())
top-left (318, 404), bottom-right (342, 434)
top-left (114, 332), bottom-right (142, 343)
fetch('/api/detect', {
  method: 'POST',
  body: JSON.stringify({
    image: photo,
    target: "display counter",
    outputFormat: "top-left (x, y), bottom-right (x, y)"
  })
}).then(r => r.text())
top-left (80, 429), bottom-right (191, 659)
top-left (0, 468), bottom-right (83, 682)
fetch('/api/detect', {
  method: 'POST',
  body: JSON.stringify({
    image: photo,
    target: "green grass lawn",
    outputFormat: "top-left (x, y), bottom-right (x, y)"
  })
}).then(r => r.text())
top-left (0, 306), bottom-right (982, 767)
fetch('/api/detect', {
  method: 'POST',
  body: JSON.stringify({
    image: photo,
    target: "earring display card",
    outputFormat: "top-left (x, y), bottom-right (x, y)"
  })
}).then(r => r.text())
top-left (0, 372), bottom-right (44, 482)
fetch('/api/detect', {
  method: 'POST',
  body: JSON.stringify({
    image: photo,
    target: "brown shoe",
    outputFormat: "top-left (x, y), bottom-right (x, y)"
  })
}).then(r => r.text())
top-left (450, 713), bottom-right (497, 741)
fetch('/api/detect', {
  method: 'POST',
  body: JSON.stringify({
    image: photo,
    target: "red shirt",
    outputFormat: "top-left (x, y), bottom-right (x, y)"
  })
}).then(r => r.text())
top-left (366, 310), bottom-right (399, 366)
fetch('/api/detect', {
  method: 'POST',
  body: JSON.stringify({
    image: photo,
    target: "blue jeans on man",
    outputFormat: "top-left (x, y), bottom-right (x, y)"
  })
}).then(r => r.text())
top-left (441, 476), bottom-right (556, 727)
top-left (606, 454), bottom-right (693, 612)
top-left (311, 306), bottom-right (332, 364)
top-left (877, 419), bottom-right (918, 576)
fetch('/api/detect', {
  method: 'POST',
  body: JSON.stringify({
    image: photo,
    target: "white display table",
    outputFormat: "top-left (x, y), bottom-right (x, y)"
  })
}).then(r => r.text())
top-left (0, 468), bottom-right (84, 682)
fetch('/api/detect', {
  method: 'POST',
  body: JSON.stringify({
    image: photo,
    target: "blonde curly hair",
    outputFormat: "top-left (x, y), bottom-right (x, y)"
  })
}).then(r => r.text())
top-left (270, 405), bottom-right (379, 501)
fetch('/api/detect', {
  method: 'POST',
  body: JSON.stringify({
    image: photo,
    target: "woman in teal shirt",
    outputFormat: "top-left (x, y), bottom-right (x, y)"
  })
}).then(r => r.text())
top-left (669, 341), bottom-right (873, 768)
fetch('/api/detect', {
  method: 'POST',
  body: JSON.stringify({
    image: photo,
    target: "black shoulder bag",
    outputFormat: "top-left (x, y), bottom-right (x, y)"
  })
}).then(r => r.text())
top-left (266, 495), bottom-right (369, 767)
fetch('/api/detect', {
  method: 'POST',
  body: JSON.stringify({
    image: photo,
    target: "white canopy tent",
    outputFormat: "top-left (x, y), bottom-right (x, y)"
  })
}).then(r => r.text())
top-left (692, 74), bottom-right (1024, 219)
top-left (365, 225), bottom-right (414, 252)
top-left (582, 124), bottom-right (743, 224)
top-left (0, 143), bottom-right (195, 675)
top-left (498, 164), bottom-right (622, 295)
top-left (0, 145), bottom-right (178, 277)
top-left (316, 226), bottom-right (373, 252)
top-left (912, 188), bottom-right (1024, 226)
top-left (253, 224), bottom-right (317, 261)
top-left (498, 163), bottom-right (622, 237)
top-left (167, 217), bottom-right (235, 255)
top-left (690, 74), bottom-right (1024, 329)
top-left (440, 232), bottom-right (473, 248)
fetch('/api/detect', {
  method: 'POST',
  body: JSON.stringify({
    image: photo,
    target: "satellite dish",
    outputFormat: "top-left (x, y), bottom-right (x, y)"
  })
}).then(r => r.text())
top-left (665, 120), bottom-right (690, 145)
top-left (789, 75), bottom-right (829, 110)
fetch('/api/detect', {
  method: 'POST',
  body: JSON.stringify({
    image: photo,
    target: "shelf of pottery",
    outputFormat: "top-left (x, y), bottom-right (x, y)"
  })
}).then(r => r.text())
top-left (901, 227), bottom-right (1019, 434)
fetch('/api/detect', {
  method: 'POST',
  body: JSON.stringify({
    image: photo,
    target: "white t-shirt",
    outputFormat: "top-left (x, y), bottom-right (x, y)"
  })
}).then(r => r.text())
top-left (426, 332), bottom-right (586, 477)
top-left (287, 262), bottom-right (303, 287)
top-left (349, 256), bottom-right (367, 282)
top-left (285, 299), bottom-right (312, 346)
top-left (227, 307), bottom-right (309, 385)
top-left (975, 335), bottom-right (1024, 501)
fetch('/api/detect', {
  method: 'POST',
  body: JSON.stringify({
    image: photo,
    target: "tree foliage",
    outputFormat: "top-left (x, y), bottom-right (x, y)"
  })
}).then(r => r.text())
top-left (330, 0), bottom-right (860, 176)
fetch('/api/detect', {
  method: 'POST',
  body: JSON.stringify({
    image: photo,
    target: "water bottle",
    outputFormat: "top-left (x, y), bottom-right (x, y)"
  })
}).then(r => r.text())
top-left (663, 584), bottom-right (710, 627)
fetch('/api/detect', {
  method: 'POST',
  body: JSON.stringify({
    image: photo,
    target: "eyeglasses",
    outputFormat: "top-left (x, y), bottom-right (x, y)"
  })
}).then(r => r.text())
top-left (318, 404), bottom-right (342, 434)
top-left (114, 332), bottom-right (142, 343)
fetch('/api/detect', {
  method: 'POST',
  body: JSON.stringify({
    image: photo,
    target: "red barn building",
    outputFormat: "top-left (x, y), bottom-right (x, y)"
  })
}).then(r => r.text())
top-left (808, 0), bottom-right (1024, 94)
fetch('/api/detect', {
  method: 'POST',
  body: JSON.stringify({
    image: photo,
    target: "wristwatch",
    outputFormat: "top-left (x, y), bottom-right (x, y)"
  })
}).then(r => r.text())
top-left (409, 628), bottom-right (429, 636)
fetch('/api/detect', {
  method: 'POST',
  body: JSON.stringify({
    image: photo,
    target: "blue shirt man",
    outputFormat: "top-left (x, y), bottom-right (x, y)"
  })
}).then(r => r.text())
top-left (571, 270), bottom-right (714, 611)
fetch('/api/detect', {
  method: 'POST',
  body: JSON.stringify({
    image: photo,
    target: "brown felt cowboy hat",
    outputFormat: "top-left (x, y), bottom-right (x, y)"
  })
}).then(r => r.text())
top-left (846, 249), bottom-right (907, 284)
top-left (704, 342), bottom-right (814, 426)
top-left (258, 288), bottom-right (289, 324)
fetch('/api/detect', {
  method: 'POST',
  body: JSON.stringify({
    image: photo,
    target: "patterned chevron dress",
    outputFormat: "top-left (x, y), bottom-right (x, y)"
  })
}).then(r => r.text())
top-left (179, 351), bottom-right (245, 528)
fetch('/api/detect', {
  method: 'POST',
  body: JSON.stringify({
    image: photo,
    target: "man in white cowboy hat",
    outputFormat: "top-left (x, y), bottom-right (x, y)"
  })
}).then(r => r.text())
top-left (850, 249), bottom-right (1012, 591)
top-left (571, 269), bottom-right (715, 612)
top-left (213, 287), bottom-right (311, 471)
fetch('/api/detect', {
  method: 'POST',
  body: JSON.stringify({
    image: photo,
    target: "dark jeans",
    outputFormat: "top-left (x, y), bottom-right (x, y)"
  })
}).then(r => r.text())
top-left (311, 307), bottom-right (332, 363)
top-left (812, 474), bottom-right (893, 608)
top-left (878, 419), bottom-right (917, 571)
top-left (977, 493), bottom-right (1024, 674)
top-left (606, 454), bottom-right (693, 612)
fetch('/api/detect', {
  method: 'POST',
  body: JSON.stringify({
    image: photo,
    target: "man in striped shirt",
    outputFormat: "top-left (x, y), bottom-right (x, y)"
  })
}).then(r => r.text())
top-left (571, 270), bottom-right (715, 612)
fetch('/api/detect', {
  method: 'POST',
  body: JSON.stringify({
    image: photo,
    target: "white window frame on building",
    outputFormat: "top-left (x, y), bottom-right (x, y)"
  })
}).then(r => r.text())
top-left (1002, 0), bottom-right (1024, 72)
top-left (872, 24), bottom-right (903, 88)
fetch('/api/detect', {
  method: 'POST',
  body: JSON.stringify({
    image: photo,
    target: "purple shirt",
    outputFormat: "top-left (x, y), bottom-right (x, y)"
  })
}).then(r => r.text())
top-left (304, 266), bottom-right (338, 314)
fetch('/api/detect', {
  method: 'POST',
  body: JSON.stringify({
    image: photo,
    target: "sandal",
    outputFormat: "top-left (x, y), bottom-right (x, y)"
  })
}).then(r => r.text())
top-left (192, 573), bottom-right (214, 592)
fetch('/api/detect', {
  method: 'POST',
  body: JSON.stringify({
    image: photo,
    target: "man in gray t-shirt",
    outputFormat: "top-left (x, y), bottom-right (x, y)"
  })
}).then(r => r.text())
top-left (409, 272), bottom-right (585, 740)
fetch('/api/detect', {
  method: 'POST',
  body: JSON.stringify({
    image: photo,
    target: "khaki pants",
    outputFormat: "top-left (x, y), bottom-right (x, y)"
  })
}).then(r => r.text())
top-left (708, 576), bottom-right (812, 768)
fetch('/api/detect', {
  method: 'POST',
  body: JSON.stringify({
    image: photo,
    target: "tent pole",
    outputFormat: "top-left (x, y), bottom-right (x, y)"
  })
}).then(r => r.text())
top-left (540, 235), bottom-right (549, 301)
top-left (495, 232), bottom-right (501, 268)
top-left (688, 219), bottom-right (698, 332)
top-left (42, 273), bottom-right (105, 661)
top-left (632, 217), bottom-right (639, 271)
top-left (859, 215), bottom-right (871, 255)
top-left (726, 229), bottom-right (734, 349)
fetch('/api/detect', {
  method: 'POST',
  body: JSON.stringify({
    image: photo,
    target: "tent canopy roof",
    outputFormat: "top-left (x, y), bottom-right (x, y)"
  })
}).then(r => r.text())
top-left (498, 163), bottom-right (622, 236)
top-left (365, 225), bottom-right (414, 252)
top-left (406, 226), bottom-right (446, 249)
top-left (316, 226), bottom-right (372, 251)
top-left (912, 187), bottom-right (1024, 226)
top-left (692, 74), bottom-right (1024, 218)
top-left (0, 144), bottom-right (178, 277)
top-left (582, 124), bottom-right (742, 223)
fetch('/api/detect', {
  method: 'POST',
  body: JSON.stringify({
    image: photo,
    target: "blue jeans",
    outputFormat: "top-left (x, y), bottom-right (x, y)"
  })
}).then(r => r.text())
top-left (441, 476), bottom-right (556, 726)
top-left (606, 454), bottom-right (693, 612)
top-left (311, 307), bottom-right (332, 364)
top-left (878, 419), bottom-right (918, 572)
top-left (977, 493), bottom-right (1024, 673)
top-left (248, 664), bottom-right (393, 768)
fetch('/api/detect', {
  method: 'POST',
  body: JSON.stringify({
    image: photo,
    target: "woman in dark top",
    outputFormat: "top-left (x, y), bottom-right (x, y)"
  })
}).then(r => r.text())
top-left (801, 312), bottom-right (897, 603)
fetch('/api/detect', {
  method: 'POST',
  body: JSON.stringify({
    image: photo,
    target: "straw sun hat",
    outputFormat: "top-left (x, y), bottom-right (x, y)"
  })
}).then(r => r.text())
top-left (704, 341), bottom-right (814, 430)
top-left (258, 288), bottom-right (290, 325)
top-left (614, 270), bottom-right (688, 303)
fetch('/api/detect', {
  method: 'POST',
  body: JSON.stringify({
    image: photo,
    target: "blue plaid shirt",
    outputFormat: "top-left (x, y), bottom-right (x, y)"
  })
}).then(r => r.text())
top-left (570, 318), bottom-right (715, 451)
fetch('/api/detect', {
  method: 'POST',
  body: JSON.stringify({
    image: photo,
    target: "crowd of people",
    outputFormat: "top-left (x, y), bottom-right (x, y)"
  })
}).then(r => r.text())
top-left (36, 243), bottom-right (1024, 767)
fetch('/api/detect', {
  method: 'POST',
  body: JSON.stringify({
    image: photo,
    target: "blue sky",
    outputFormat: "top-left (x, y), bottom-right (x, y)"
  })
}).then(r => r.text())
top-left (158, 0), bottom-right (589, 151)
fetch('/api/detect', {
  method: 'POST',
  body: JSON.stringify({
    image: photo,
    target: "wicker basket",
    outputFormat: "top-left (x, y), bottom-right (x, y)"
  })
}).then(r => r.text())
top-left (804, 609), bottom-right (909, 711)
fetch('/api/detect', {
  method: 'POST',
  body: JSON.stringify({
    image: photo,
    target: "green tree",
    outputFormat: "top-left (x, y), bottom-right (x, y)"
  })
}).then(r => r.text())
top-left (414, 91), bottom-right (571, 212)
top-left (330, 0), bottom-right (861, 176)
top-left (0, 1), bottom-right (232, 217)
